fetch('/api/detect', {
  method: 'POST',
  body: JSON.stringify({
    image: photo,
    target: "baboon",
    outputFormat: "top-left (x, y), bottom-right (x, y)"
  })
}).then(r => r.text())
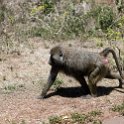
top-left (40, 45), bottom-right (124, 99)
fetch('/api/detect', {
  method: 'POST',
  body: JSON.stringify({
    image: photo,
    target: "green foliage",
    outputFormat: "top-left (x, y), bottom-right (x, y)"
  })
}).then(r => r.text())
top-left (53, 78), bottom-right (63, 90)
top-left (31, 1), bottom-right (118, 40)
top-left (11, 120), bottom-right (26, 124)
top-left (96, 39), bottom-right (104, 47)
top-left (115, 0), bottom-right (124, 13)
top-left (1, 0), bottom-right (124, 47)
top-left (49, 116), bottom-right (62, 124)
top-left (4, 84), bottom-right (16, 91)
top-left (107, 16), bottom-right (124, 40)
top-left (98, 6), bottom-right (114, 31)
top-left (107, 28), bottom-right (121, 40)
top-left (84, 5), bottom-right (115, 31)
top-left (31, 0), bottom-right (85, 40)
top-left (0, 9), bottom-right (4, 22)
top-left (41, 0), bottom-right (55, 14)
top-left (64, 14), bottom-right (85, 37)
top-left (0, 0), bottom-right (118, 41)
top-left (88, 110), bottom-right (102, 117)
top-left (93, 120), bottom-right (102, 124)
top-left (71, 113), bottom-right (87, 123)
top-left (20, 120), bottom-right (26, 124)
top-left (111, 103), bottom-right (124, 115)
top-left (31, 0), bottom-right (55, 15)
top-left (31, 5), bottom-right (45, 14)
top-left (47, 110), bottom-right (102, 124)
top-left (4, 84), bottom-right (25, 93)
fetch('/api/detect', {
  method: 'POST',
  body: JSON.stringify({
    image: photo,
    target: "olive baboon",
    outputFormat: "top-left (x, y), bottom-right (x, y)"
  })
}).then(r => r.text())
top-left (40, 45), bottom-right (124, 98)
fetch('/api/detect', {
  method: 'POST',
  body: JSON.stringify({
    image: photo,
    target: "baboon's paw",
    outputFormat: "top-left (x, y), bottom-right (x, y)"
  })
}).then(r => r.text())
top-left (37, 95), bottom-right (46, 99)
top-left (81, 94), bottom-right (92, 99)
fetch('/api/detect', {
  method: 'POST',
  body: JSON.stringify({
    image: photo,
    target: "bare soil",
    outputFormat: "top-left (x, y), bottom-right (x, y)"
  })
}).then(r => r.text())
top-left (0, 38), bottom-right (124, 124)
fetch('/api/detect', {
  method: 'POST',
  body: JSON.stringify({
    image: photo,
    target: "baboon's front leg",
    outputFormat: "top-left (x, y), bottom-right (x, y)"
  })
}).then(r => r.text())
top-left (75, 75), bottom-right (90, 95)
top-left (40, 66), bottom-right (59, 99)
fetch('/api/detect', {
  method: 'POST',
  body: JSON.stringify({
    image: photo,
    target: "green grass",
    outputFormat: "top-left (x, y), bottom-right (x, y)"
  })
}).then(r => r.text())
top-left (46, 110), bottom-right (102, 124)
top-left (4, 84), bottom-right (16, 91)
top-left (4, 84), bottom-right (25, 93)
top-left (71, 113), bottom-right (87, 123)
top-left (111, 102), bottom-right (124, 115)
top-left (52, 78), bottom-right (64, 90)
top-left (88, 110), bottom-right (102, 117)
top-left (49, 116), bottom-right (63, 124)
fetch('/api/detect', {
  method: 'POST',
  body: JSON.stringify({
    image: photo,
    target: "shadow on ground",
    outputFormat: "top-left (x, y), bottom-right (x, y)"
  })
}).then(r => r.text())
top-left (44, 86), bottom-right (121, 98)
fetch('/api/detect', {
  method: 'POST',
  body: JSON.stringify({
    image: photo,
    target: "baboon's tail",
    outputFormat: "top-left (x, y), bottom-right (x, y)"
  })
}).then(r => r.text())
top-left (100, 47), bottom-right (114, 57)
top-left (100, 47), bottom-right (123, 79)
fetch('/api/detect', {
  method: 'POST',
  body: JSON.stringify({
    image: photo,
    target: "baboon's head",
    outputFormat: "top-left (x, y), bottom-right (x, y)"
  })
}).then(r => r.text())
top-left (49, 46), bottom-right (64, 66)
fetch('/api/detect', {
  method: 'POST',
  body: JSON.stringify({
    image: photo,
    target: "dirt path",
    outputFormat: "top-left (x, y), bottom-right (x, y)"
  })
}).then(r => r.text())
top-left (103, 116), bottom-right (124, 124)
top-left (0, 39), bottom-right (124, 124)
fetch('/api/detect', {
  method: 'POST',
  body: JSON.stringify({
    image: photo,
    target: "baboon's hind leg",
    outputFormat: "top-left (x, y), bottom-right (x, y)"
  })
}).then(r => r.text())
top-left (88, 67), bottom-right (102, 97)
top-left (105, 70), bottom-right (123, 88)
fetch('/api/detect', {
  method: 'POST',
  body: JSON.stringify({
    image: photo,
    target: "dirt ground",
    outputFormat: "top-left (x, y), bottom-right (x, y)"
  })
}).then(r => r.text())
top-left (0, 38), bottom-right (124, 124)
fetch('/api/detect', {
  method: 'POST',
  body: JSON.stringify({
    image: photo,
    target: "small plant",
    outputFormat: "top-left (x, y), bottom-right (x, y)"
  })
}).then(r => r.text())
top-left (47, 110), bottom-right (102, 124)
top-left (88, 110), bottom-right (102, 117)
top-left (20, 120), bottom-right (26, 124)
top-left (107, 15), bottom-right (124, 40)
top-left (107, 28), bottom-right (121, 40)
top-left (96, 40), bottom-right (103, 47)
top-left (85, 110), bottom-right (102, 124)
top-left (4, 84), bottom-right (16, 91)
top-left (11, 122), bottom-right (16, 124)
top-left (71, 113), bottom-right (87, 123)
top-left (98, 6), bottom-right (115, 31)
top-left (111, 102), bottom-right (124, 115)
top-left (49, 115), bottom-right (62, 124)
top-left (92, 119), bottom-right (102, 124)
top-left (11, 120), bottom-right (26, 124)
top-left (4, 83), bottom-right (25, 93)
top-left (52, 78), bottom-right (63, 90)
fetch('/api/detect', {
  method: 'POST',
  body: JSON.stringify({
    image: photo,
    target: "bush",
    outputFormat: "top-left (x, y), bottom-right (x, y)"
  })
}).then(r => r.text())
top-left (31, 1), bottom-right (118, 40)
top-left (31, 0), bottom-right (86, 40)
top-left (1, 0), bottom-right (123, 47)
top-left (98, 6), bottom-right (115, 31)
